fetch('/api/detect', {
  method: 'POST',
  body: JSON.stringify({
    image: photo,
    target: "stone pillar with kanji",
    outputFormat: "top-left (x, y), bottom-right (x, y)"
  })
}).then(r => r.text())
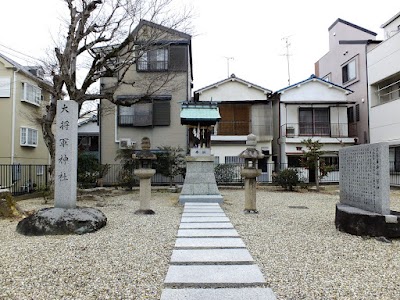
top-left (54, 100), bottom-right (78, 209)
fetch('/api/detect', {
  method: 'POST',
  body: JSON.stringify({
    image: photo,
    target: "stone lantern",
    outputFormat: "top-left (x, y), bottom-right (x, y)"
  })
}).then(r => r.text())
top-left (239, 134), bottom-right (264, 213)
top-left (132, 137), bottom-right (157, 214)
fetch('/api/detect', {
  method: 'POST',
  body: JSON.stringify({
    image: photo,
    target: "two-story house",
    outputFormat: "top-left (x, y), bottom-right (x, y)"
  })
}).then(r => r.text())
top-left (367, 11), bottom-right (400, 174)
top-left (99, 20), bottom-right (192, 165)
top-left (315, 18), bottom-right (378, 144)
top-left (194, 74), bottom-right (273, 180)
top-left (0, 52), bottom-right (53, 191)
top-left (271, 75), bottom-right (355, 182)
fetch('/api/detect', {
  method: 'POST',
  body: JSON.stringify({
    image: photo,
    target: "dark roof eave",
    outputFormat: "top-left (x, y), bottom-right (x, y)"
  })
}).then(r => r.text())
top-left (328, 18), bottom-right (377, 36)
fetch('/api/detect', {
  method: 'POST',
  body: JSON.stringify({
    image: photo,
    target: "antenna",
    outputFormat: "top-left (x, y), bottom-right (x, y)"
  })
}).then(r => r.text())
top-left (224, 56), bottom-right (234, 77)
top-left (281, 35), bottom-right (293, 85)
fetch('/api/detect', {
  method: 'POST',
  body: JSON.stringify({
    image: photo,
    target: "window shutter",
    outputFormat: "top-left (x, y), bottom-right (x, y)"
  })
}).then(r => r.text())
top-left (0, 77), bottom-right (11, 97)
top-left (133, 102), bottom-right (153, 126)
top-left (153, 100), bottom-right (170, 126)
top-left (169, 45), bottom-right (187, 71)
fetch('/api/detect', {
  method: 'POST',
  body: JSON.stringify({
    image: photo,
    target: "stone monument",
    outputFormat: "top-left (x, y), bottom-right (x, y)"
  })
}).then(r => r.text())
top-left (16, 100), bottom-right (107, 236)
top-left (179, 101), bottom-right (223, 204)
top-left (133, 137), bottom-right (157, 214)
top-left (239, 134), bottom-right (264, 213)
top-left (335, 142), bottom-right (400, 237)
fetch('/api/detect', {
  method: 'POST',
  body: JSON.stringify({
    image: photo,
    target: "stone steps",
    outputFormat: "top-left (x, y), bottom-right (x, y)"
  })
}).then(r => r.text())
top-left (160, 202), bottom-right (276, 299)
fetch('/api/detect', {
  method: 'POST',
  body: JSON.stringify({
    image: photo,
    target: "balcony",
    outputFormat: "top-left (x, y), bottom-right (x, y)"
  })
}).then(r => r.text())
top-left (281, 123), bottom-right (357, 138)
top-left (213, 121), bottom-right (273, 137)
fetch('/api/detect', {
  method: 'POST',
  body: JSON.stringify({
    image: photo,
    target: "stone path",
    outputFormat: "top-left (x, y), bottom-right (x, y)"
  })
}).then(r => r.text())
top-left (160, 202), bottom-right (276, 300)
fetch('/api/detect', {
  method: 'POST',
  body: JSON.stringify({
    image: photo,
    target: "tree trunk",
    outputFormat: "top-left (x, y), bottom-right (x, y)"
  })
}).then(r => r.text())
top-left (315, 159), bottom-right (320, 192)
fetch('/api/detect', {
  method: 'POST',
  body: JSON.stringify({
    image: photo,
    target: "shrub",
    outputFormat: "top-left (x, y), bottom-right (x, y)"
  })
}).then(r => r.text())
top-left (77, 152), bottom-right (100, 188)
top-left (273, 168), bottom-right (300, 191)
top-left (215, 164), bottom-right (236, 183)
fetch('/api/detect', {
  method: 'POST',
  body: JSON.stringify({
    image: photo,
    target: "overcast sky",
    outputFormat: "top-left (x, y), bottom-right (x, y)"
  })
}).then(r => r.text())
top-left (1, 1), bottom-right (399, 93)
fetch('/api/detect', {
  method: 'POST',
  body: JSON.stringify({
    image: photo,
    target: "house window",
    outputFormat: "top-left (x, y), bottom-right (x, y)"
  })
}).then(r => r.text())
top-left (225, 156), bottom-right (244, 164)
top-left (355, 104), bottom-right (360, 122)
top-left (0, 77), bottom-right (11, 97)
top-left (347, 106), bottom-right (354, 123)
top-left (137, 45), bottom-right (187, 72)
top-left (322, 74), bottom-right (331, 82)
top-left (118, 100), bottom-right (170, 127)
top-left (299, 108), bottom-right (330, 136)
top-left (342, 59), bottom-right (356, 84)
top-left (20, 127), bottom-right (38, 147)
top-left (22, 82), bottom-right (42, 105)
top-left (288, 156), bottom-right (301, 167)
top-left (36, 165), bottom-right (44, 176)
top-left (137, 48), bottom-right (168, 71)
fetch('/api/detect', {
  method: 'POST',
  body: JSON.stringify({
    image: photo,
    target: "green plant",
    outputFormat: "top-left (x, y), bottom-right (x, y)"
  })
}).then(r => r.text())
top-left (115, 146), bottom-right (138, 189)
top-left (300, 138), bottom-right (334, 191)
top-left (154, 146), bottom-right (186, 187)
top-left (37, 184), bottom-right (51, 204)
top-left (214, 164), bottom-right (236, 183)
top-left (273, 168), bottom-right (300, 191)
top-left (77, 152), bottom-right (100, 188)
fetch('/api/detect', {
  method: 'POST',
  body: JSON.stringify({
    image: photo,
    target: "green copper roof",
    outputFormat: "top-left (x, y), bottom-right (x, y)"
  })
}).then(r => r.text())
top-left (180, 107), bottom-right (221, 121)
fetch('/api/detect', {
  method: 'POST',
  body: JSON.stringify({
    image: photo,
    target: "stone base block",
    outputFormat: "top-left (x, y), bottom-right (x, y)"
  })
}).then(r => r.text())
top-left (335, 204), bottom-right (400, 238)
top-left (161, 288), bottom-right (277, 300)
top-left (16, 207), bottom-right (107, 236)
top-left (179, 195), bottom-right (223, 204)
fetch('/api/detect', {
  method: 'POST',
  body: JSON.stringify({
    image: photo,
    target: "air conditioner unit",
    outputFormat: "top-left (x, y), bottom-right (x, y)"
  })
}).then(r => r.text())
top-left (286, 127), bottom-right (295, 136)
top-left (119, 138), bottom-right (131, 149)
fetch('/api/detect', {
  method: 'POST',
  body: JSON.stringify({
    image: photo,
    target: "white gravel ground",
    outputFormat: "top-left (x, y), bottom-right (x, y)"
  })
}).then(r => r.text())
top-left (221, 187), bottom-right (400, 300)
top-left (1, 187), bottom-right (400, 299)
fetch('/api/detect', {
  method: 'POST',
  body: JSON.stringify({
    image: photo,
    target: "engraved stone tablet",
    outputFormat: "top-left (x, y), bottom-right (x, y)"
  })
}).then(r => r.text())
top-left (339, 143), bottom-right (390, 214)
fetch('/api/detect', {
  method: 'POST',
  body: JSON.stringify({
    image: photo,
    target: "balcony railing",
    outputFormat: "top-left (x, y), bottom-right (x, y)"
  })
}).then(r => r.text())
top-left (213, 122), bottom-right (273, 136)
top-left (281, 123), bottom-right (357, 138)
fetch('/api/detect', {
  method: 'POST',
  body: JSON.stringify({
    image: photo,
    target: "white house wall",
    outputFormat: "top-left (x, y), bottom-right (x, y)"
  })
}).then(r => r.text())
top-left (280, 81), bottom-right (348, 102)
top-left (370, 100), bottom-right (400, 145)
top-left (198, 81), bottom-right (267, 101)
top-left (368, 30), bottom-right (400, 144)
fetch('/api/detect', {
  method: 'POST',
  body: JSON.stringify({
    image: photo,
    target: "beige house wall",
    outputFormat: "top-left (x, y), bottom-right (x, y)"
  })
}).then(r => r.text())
top-left (0, 57), bottom-right (51, 165)
top-left (100, 23), bottom-right (191, 164)
top-left (0, 62), bottom-right (13, 164)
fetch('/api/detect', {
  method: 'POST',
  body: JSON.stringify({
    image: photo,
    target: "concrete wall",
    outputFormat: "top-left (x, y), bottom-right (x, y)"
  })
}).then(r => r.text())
top-left (368, 30), bottom-right (400, 145)
top-left (316, 19), bottom-right (376, 144)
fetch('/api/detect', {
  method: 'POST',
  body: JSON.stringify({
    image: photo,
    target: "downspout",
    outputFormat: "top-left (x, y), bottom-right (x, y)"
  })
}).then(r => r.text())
top-left (365, 42), bottom-right (370, 144)
top-left (11, 69), bottom-right (19, 164)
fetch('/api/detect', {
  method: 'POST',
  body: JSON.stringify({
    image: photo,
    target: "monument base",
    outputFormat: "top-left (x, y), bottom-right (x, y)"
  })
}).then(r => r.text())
top-left (16, 207), bottom-right (107, 236)
top-left (179, 155), bottom-right (223, 204)
top-left (335, 204), bottom-right (400, 238)
top-left (179, 194), bottom-right (223, 204)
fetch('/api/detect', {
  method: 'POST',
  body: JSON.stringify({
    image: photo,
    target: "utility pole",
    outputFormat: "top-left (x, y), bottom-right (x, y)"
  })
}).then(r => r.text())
top-left (224, 56), bottom-right (234, 77)
top-left (281, 35), bottom-right (293, 85)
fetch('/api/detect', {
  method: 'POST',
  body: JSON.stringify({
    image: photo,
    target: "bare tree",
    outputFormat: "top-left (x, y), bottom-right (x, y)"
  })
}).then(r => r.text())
top-left (39, 0), bottom-right (192, 180)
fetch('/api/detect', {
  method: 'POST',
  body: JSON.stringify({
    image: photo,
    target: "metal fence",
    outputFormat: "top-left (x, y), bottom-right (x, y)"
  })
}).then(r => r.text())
top-left (0, 164), bottom-right (50, 196)
top-left (3, 162), bottom-right (400, 197)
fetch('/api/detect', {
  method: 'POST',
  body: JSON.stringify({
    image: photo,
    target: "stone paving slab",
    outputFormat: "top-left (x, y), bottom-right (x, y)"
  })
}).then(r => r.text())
top-left (177, 229), bottom-right (239, 237)
top-left (184, 203), bottom-right (220, 207)
top-left (170, 249), bottom-right (254, 264)
top-left (183, 208), bottom-right (224, 213)
top-left (179, 222), bottom-right (234, 229)
top-left (160, 288), bottom-right (277, 300)
top-left (175, 238), bottom-right (246, 249)
top-left (164, 265), bottom-right (266, 287)
top-left (181, 217), bottom-right (230, 223)
top-left (182, 212), bottom-right (226, 217)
